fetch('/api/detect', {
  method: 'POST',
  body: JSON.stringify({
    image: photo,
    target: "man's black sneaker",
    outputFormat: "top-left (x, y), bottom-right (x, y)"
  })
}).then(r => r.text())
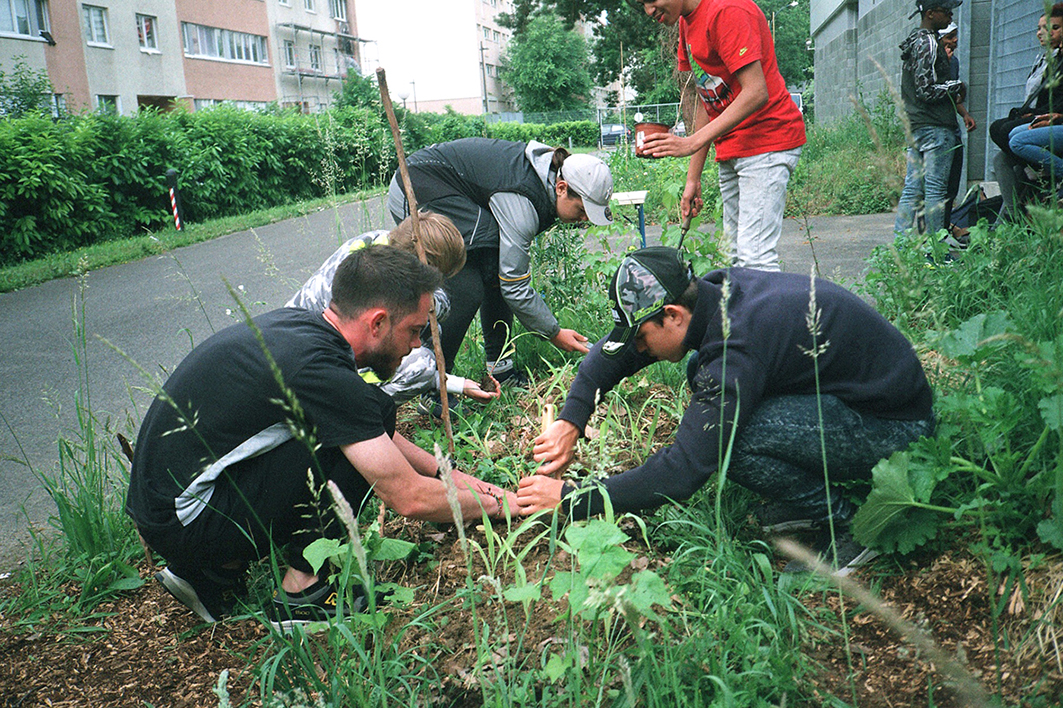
top-left (755, 502), bottom-right (818, 534)
top-left (783, 528), bottom-right (880, 577)
top-left (492, 367), bottom-right (530, 388)
top-left (156, 566), bottom-right (243, 623)
top-left (267, 580), bottom-right (368, 632)
top-left (416, 391), bottom-right (461, 419)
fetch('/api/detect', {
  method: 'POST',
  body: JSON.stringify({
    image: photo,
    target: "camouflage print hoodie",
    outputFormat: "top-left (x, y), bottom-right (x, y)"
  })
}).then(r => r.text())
top-left (899, 27), bottom-right (965, 131)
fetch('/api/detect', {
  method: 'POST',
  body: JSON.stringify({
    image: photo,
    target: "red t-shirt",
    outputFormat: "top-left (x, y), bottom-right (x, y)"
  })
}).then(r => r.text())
top-left (678, 0), bottom-right (806, 161)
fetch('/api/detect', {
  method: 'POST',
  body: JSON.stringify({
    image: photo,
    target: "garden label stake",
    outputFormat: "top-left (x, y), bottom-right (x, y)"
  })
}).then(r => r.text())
top-left (535, 404), bottom-right (555, 477)
top-left (377, 67), bottom-right (455, 455)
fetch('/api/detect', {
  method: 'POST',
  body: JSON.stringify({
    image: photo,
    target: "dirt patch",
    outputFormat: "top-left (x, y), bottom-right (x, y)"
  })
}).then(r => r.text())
top-left (2, 532), bottom-right (1061, 707)
top-left (800, 547), bottom-right (1063, 707)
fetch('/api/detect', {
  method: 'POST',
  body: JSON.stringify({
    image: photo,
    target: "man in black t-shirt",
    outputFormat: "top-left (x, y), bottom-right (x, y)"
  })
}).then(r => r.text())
top-left (517, 247), bottom-right (935, 577)
top-left (128, 246), bottom-right (516, 628)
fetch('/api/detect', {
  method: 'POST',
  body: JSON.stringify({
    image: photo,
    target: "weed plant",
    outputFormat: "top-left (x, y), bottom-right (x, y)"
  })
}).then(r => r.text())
top-left (2, 264), bottom-right (143, 630)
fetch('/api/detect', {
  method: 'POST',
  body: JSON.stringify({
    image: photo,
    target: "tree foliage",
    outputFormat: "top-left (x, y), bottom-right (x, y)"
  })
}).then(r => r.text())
top-left (500, 14), bottom-right (593, 112)
top-left (334, 69), bottom-right (382, 111)
top-left (500, 0), bottom-right (811, 106)
top-left (0, 56), bottom-right (55, 118)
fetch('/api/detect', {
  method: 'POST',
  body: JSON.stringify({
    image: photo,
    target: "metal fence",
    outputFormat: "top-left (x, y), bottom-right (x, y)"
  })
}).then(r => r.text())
top-left (483, 102), bottom-right (683, 129)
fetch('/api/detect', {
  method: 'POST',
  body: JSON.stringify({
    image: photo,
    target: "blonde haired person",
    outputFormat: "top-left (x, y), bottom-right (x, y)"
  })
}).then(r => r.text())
top-left (288, 211), bottom-right (497, 404)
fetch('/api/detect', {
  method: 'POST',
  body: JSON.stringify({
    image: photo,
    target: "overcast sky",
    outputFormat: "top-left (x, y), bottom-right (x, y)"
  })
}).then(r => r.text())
top-left (355, 0), bottom-right (484, 104)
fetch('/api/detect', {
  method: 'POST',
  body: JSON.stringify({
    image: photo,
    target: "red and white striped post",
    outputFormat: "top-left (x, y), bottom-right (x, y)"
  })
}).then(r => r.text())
top-left (166, 168), bottom-right (183, 231)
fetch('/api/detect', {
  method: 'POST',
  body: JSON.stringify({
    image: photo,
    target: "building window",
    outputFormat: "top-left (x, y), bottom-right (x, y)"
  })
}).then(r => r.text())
top-left (304, 0), bottom-right (315, 12)
top-left (283, 40), bottom-right (295, 68)
top-left (1, 0), bottom-right (49, 38)
top-left (137, 14), bottom-right (157, 51)
top-left (96, 94), bottom-right (119, 113)
top-left (181, 22), bottom-right (269, 65)
top-left (309, 44), bottom-right (321, 71)
top-left (279, 0), bottom-right (289, 5)
top-left (329, 0), bottom-right (345, 21)
top-left (50, 93), bottom-right (65, 117)
top-left (493, 30), bottom-right (499, 42)
top-left (482, 26), bottom-right (490, 40)
top-left (82, 4), bottom-right (108, 45)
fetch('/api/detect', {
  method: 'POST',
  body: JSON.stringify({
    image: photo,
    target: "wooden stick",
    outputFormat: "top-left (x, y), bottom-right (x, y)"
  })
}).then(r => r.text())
top-left (377, 67), bottom-right (455, 456)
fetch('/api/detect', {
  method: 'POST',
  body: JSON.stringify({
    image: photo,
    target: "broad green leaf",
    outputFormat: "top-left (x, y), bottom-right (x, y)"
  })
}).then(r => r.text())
top-left (374, 537), bottom-right (416, 562)
top-left (851, 452), bottom-right (940, 553)
top-left (625, 570), bottom-right (672, 616)
top-left (302, 538), bottom-right (343, 575)
top-left (542, 653), bottom-right (572, 682)
top-left (1037, 516), bottom-right (1063, 550)
top-left (1039, 395), bottom-right (1063, 432)
top-left (937, 312), bottom-right (1011, 360)
top-left (503, 583), bottom-right (542, 603)
top-left (107, 576), bottom-right (144, 592)
top-left (549, 570), bottom-right (578, 602)
top-left (377, 582), bottom-right (414, 606)
top-left (565, 520), bottom-right (633, 579)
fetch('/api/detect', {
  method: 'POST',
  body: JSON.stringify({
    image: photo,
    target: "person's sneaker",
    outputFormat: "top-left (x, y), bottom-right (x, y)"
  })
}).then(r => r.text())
top-left (266, 580), bottom-right (368, 632)
top-left (755, 502), bottom-right (818, 534)
top-left (156, 566), bottom-right (242, 623)
top-left (416, 391), bottom-right (461, 419)
top-left (492, 367), bottom-right (530, 388)
top-left (783, 528), bottom-right (880, 577)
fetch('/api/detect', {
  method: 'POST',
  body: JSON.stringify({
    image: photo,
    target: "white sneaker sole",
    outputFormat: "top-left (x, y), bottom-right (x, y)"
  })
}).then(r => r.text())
top-left (156, 567), bottom-right (218, 623)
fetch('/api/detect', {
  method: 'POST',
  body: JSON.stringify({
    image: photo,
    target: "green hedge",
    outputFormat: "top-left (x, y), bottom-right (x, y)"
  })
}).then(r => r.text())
top-left (0, 105), bottom-right (392, 266)
top-left (488, 120), bottom-right (598, 147)
top-left (0, 104), bottom-right (596, 266)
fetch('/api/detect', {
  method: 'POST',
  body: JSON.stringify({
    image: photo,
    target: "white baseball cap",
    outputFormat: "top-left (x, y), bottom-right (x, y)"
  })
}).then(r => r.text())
top-left (559, 153), bottom-right (614, 226)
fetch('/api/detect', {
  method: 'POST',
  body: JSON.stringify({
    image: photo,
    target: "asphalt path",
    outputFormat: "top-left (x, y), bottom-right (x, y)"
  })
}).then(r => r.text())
top-left (0, 201), bottom-right (896, 573)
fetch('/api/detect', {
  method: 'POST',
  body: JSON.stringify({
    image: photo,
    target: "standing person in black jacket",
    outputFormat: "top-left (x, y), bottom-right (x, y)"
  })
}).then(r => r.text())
top-left (387, 138), bottom-right (614, 409)
top-left (894, 0), bottom-right (967, 237)
top-left (517, 248), bottom-right (935, 576)
top-left (990, 7), bottom-right (1063, 221)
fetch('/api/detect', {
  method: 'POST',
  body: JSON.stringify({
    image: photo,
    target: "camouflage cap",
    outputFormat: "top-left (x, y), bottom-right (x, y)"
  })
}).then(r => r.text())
top-left (601, 247), bottom-right (695, 357)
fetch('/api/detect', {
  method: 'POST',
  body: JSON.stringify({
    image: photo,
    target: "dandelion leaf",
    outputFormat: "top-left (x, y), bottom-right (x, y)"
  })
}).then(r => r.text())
top-left (852, 451), bottom-right (940, 554)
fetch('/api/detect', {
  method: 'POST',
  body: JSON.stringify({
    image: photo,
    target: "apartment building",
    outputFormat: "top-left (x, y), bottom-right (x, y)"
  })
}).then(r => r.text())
top-left (355, 0), bottom-right (515, 115)
top-left (0, 0), bottom-right (359, 114)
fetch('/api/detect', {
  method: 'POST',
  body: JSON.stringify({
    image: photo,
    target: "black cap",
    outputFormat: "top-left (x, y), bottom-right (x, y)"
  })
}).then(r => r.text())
top-left (601, 247), bottom-right (695, 357)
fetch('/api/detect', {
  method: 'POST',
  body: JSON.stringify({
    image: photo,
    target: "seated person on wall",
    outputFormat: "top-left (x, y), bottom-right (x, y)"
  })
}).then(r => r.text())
top-left (287, 211), bottom-right (499, 405)
top-left (517, 247), bottom-right (935, 576)
top-left (989, 6), bottom-right (1063, 221)
top-left (127, 246), bottom-right (517, 630)
top-left (1008, 110), bottom-right (1063, 204)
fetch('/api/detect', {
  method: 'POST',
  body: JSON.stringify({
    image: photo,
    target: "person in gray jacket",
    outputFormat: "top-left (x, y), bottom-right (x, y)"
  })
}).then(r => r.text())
top-left (388, 138), bottom-right (614, 397)
top-left (895, 0), bottom-right (967, 236)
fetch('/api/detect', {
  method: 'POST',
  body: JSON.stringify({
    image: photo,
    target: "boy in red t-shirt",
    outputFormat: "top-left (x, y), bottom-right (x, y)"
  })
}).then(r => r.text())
top-left (640, 0), bottom-right (806, 271)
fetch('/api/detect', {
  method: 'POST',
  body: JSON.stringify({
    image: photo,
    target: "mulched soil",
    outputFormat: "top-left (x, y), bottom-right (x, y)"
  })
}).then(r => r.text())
top-left (2, 394), bottom-right (1061, 706)
top-left (3, 532), bottom-right (1060, 707)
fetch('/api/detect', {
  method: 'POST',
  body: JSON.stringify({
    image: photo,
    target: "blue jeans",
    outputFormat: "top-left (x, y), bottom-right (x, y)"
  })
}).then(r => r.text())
top-left (1009, 124), bottom-right (1063, 194)
top-left (727, 395), bottom-right (935, 524)
top-left (894, 125), bottom-right (960, 235)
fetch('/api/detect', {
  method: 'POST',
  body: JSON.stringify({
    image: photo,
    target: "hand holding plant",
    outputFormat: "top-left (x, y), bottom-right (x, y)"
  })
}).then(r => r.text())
top-left (533, 419), bottom-right (581, 476)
